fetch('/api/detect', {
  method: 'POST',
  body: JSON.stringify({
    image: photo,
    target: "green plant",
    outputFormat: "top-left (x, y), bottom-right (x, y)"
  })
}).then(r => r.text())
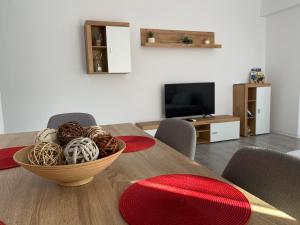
top-left (148, 31), bottom-right (155, 38)
top-left (182, 36), bottom-right (193, 44)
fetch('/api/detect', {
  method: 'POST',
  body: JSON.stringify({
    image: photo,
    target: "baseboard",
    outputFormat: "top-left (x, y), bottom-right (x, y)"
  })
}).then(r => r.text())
top-left (271, 129), bottom-right (300, 139)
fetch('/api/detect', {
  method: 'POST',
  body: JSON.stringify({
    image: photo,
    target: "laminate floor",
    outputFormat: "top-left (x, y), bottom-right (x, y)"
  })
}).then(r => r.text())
top-left (195, 133), bottom-right (300, 175)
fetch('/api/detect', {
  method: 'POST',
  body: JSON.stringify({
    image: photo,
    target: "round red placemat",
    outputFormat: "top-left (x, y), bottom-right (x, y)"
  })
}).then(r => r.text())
top-left (119, 174), bottom-right (251, 225)
top-left (116, 136), bottom-right (155, 153)
top-left (0, 146), bottom-right (24, 170)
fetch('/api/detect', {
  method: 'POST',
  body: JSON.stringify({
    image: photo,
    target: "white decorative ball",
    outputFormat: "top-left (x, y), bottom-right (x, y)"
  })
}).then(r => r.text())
top-left (35, 128), bottom-right (58, 144)
top-left (204, 39), bottom-right (211, 45)
top-left (64, 137), bottom-right (99, 164)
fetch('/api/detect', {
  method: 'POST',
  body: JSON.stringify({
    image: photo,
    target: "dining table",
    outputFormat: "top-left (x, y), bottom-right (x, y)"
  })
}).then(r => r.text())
top-left (0, 123), bottom-right (299, 225)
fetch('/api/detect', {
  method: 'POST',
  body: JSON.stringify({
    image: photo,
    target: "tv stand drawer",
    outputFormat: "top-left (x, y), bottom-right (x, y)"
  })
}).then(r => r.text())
top-left (210, 121), bottom-right (240, 142)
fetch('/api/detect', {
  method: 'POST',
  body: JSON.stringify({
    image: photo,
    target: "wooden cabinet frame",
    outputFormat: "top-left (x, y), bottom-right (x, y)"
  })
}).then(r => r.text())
top-left (233, 83), bottom-right (271, 136)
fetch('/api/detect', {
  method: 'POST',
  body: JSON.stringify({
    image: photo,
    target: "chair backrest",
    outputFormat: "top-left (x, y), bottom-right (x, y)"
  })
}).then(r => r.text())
top-left (155, 119), bottom-right (196, 160)
top-left (222, 148), bottom-right (300, 220)
top-left (47, 113), bottom-right (97, 129)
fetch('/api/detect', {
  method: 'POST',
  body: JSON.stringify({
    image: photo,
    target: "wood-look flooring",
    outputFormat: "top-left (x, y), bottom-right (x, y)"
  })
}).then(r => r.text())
top-left (195, 133), bottom-right (300, 175)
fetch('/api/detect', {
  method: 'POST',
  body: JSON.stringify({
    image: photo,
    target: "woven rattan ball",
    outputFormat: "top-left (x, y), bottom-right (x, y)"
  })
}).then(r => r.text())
top-left (85, 125), bottom-right (108, 140)
top-left (57, 121), bottom-right (85, 145)
top-left (28, 142), bottom-right (64, 166)
top-left (64, 137), bottom-right (99, 164)
top-left (94, 134), bottom-right (120, 158)
top-left (34, 128), bottom-right (58, 144)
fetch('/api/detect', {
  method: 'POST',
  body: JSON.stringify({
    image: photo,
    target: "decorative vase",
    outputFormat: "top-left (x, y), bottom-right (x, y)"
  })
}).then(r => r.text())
top-left (95, 63), bottom-right (102, 72)
top-left (96, 39), bottom-right (101, 46)
top-left (147, 37), bottom-right (155, 43)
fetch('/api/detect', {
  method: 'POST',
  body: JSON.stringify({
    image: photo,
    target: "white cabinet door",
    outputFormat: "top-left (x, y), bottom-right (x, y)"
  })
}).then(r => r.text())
top-left (106, 26), bottom-right (131, 73)
top-left (210, 121), bottom-right (240, 142)
top-left (256, 87), bottom-right (271, 135)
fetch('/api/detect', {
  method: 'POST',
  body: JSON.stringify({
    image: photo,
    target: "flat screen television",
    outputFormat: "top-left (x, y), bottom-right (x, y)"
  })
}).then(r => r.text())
top-left (164, 82), bottom-right (215, 118)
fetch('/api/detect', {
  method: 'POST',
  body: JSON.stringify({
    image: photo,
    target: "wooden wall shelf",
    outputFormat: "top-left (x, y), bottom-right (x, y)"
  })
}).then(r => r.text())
top-left (140, 28), bottom-right (222, 49)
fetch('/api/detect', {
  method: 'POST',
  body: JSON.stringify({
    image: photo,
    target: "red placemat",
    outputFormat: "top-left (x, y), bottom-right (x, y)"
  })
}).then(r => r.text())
top-left (119, 174), bottom-right (251, 225)
top-left (0, 146), bottom-right (24, 170)
top-left (116, 136), bottom-right (155, 153)
top-left (0, 220), bottom-right (5, 225)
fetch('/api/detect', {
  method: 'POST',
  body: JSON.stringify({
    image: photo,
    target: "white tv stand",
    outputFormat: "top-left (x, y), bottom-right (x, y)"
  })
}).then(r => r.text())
top-left (136, 115), bottom-right (240, 144)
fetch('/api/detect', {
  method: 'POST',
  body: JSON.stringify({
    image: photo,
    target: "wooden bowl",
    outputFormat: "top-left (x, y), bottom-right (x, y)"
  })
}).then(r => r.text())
top-left (13, 139), bottom-right (125, 187)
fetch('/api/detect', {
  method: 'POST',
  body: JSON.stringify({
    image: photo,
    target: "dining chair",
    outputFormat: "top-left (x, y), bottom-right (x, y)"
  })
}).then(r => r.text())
top-left (222, 147), bottom-right (300, 220)
top-left (155, 118), bottom-right (196, 160)
top-left (287, 149), bottom-right (300, 159)
top-left (47, 113), bottom-right (97, 129)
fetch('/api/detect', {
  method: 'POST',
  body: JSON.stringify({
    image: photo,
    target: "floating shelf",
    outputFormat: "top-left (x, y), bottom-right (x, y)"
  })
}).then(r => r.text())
top-left (141, 28), bottom-right (222, 49)
top-left (248, 99), bottom-right (256, 102)
top-left (196, 129), bottom-right (210, 133)
top-left (143, 43), bottom-right (222, 48)
top-left (92, 46), bottom-right (107, 49)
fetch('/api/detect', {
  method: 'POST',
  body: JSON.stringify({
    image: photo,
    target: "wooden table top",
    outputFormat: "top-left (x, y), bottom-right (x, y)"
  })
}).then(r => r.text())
top-left (0, 123), bottom-right (299, 225)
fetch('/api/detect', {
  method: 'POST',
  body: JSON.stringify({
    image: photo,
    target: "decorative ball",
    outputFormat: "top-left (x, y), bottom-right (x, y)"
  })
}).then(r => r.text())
top-left (64, 137), bottom-right (99, 164)
top-left (57, 121), bottom-right (85, 145)
top-left (85, 125), bottom-right (108, 140)
top-left (28, 142), bottom-right (64, 166)
top-left (204, 39), bottom-right (211, 45)
top-left (93, 134), bottom-right (120, 158)
top-left (34, 128), bottom-right (58, 144)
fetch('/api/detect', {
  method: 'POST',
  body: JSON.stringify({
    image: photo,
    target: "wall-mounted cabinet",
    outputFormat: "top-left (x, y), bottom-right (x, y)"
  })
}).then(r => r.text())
top-left (84, 21), bottom-right (131, 74)
top-left (140, 28), bottom-right (222, 48)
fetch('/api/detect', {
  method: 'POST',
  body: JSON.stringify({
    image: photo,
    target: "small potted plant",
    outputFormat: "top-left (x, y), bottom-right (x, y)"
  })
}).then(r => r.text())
top-left (147, 32), bottom-right (155, 43)
top-left (182, 36), bottom-right (193, 44)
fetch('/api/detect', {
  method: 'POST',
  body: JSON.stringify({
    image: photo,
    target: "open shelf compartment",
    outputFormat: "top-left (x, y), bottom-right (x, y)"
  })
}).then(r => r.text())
top-left (195, 124), bottom-right (210, 144)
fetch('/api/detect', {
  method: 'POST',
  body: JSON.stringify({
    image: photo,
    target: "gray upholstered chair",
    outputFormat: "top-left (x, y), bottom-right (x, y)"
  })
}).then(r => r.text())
top-left (47, 113), bottom-right (97, 129)
top-left (155, 118), bottom-right (196, 160)
top-left (222, 147), bottom-right (300, 220)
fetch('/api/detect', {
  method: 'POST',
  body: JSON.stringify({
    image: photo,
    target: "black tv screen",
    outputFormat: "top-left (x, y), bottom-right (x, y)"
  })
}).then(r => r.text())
top-left (165, 82), bottom-right (215, 118)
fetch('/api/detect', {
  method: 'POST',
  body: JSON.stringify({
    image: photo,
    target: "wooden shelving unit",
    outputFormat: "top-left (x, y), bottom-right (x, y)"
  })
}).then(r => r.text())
top-left (140, 28), bottom-right (222, 49)
top-left (233, 83), bottom-right (271, 136)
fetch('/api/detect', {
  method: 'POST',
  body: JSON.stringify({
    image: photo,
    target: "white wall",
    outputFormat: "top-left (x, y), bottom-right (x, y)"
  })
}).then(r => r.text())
top-left (265, 5), bottom-right (300, 138)
top-left (261, 0), bottom-right (300, 16)
top-left (0, 0), bottom-right (265, 133)
top-left (298, 95), bottom-right (300, 137)
top-left (0, 92), bottom-right (4, 133)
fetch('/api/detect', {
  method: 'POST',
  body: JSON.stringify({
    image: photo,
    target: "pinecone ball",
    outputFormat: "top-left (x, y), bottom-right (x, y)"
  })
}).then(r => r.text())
top-left (85, 125), bottom-right (108, 140)
top-left (28, 142), bottom-right (64, 166)
top-left (57, 121), bottom-right (85, 145)
top-left (93, 134), bottom-right (120, 158)
top-left (64, 137), bottom-right (99, 164)
top-left (34, 128), bottom-right (58, 144)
